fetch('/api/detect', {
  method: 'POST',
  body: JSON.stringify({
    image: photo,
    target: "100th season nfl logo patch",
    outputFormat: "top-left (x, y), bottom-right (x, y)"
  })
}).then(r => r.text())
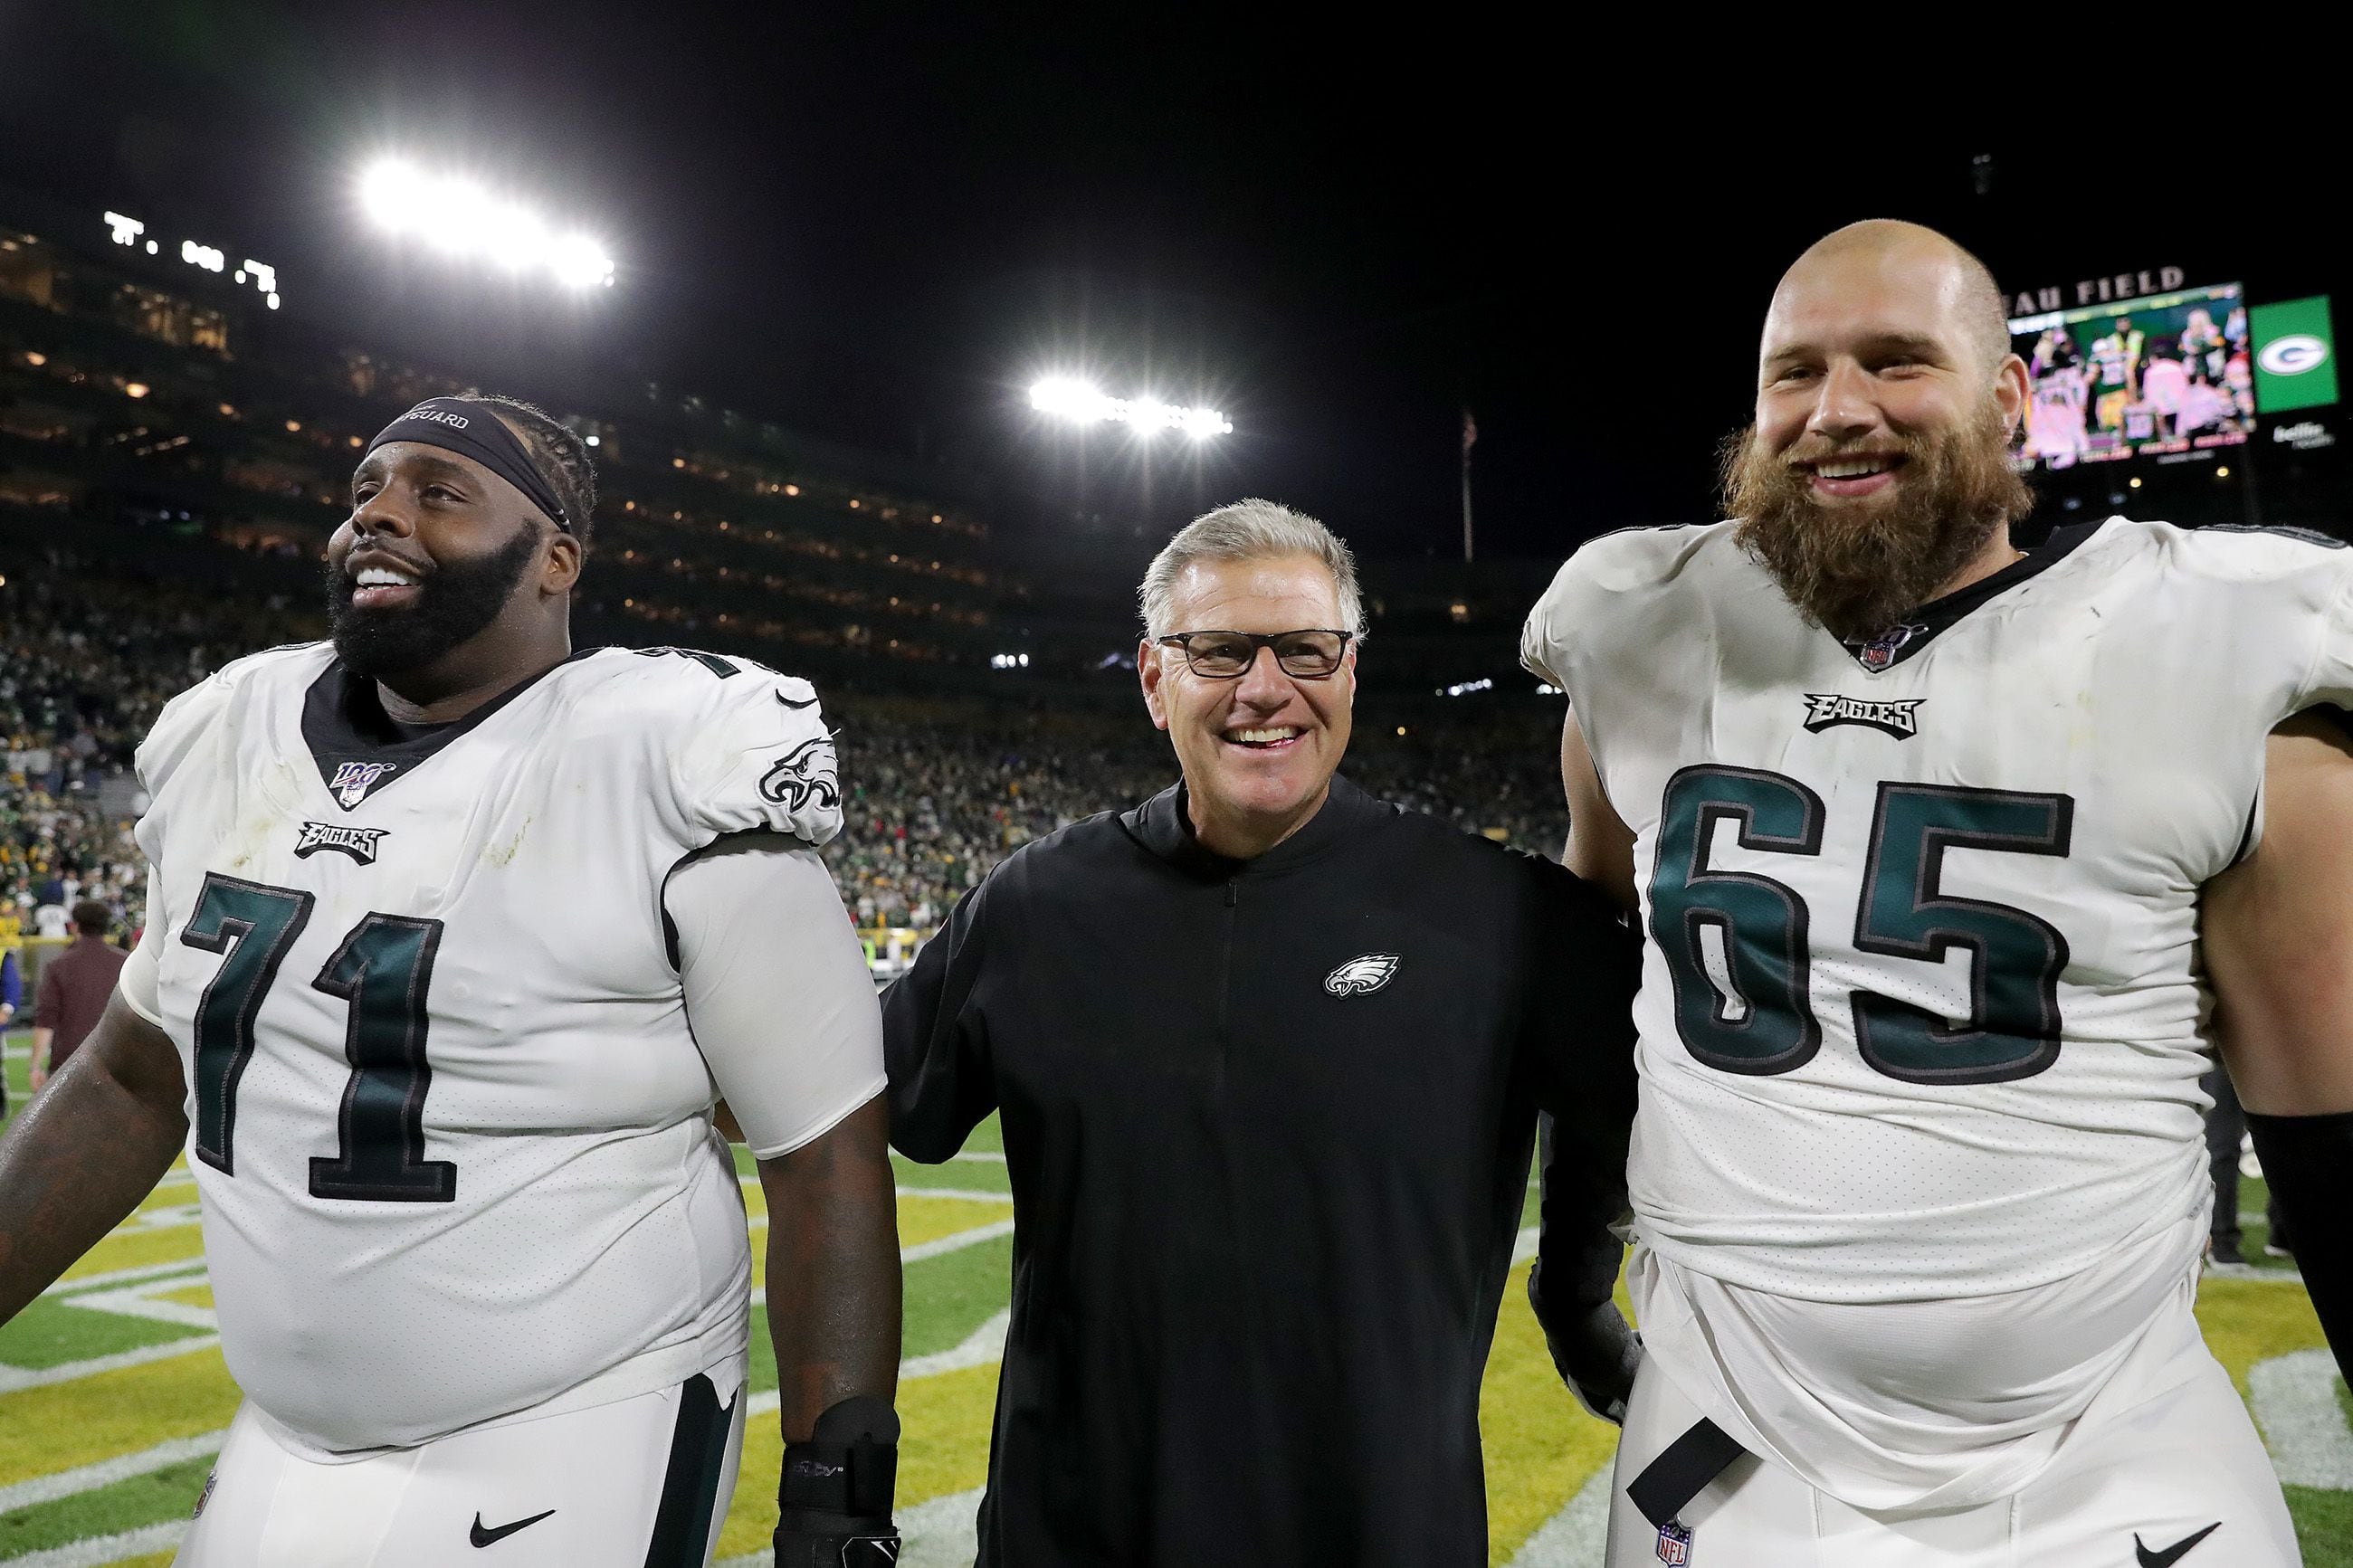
top-left (1656, 1519), bottom-right (1693, 1564)
top-left (328, 759), bottom-right (398, 810)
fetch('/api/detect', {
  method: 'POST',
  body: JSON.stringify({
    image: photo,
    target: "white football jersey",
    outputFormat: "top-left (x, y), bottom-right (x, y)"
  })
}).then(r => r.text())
top-left (122, 641), bottom-right (846, 1455)
top-left (1523, 517), bottom-right (2353, 1303)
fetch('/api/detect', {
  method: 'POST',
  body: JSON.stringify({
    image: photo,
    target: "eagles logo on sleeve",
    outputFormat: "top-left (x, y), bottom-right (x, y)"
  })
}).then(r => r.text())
top-left (758, 734), bottom-right (841, 813)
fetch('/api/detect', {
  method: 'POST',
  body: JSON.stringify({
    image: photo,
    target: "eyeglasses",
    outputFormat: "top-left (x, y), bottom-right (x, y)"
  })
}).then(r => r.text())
top-left (1155, 629), bottom-right (1353, 679)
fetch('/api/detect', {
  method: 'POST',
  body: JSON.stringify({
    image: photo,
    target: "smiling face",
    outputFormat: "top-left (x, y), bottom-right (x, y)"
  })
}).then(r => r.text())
top-left (1139, 552), bottom-right (1356, 859)
top-left (1728, 223), bottom-right (2034, 640)
top-left (326, 432), bottom-right (578, 685)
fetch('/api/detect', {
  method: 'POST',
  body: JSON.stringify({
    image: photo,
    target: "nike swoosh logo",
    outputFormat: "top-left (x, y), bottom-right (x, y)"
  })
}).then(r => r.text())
top-left (472, 1509), bottom-right (556, 1547)
top-left (2136, 1523), bottom-right (2221, 1567)
top-left (776, 690), bottom-right (818, 709)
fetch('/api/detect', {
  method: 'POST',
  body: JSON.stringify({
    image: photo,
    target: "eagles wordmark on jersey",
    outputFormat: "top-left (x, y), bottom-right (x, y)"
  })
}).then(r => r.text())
top-left (118, 641), bottom-right (844, 1459)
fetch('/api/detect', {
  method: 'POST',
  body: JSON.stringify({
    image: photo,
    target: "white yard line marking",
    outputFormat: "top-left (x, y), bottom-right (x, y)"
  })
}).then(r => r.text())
top-left (0, 1518), bottom-right (186, 1566)
top-left (2204, 1263), bottom-right (2308, 1287)
top-left (902, 1219), bottom-right (1015, 1264)
top-left (1503, 1465), bottom-right (1612, 1568)
top-left (2250, 1347), bottom-right (2353, 1488)
top-left (42, 1259), bottom-right (207, 1298)
top-left (894, 1487), bottom-right (987, 1568)
top-left (900, 1310), bottom-right (1010, 1382)
top-left (60, 1276), bottom-right (217, 1331)
top-left (947, 1152), bottom-right (1006, 1164)
top-left (1512, 1225), bottom-right (1538, 1267)
top-left (891, 1186), bottom-right (1015, 1206)
top-left (0, 1335), bottom-right (222, 1395)
top-left (0, 1430), bottom-right (225, 1515)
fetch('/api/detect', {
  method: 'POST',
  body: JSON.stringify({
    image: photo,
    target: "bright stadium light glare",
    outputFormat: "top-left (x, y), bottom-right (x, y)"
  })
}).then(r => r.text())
top-left (1029, 377), bottom-right (1110, 421)
top-left (1029, 376), bottom-right (1232, 436)
top-left (357, 157), bottom-right (615, 290)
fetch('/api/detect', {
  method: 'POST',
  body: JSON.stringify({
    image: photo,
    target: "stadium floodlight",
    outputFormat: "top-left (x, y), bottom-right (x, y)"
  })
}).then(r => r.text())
top-left (358, 159), bottom-right (616, 290)
top-left (1029, 377), bottom-right (1232, 437)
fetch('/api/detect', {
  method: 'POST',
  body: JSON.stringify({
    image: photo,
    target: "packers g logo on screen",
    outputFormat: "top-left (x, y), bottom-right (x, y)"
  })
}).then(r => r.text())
top-left (2259, 334), bottom-right (2329, 378)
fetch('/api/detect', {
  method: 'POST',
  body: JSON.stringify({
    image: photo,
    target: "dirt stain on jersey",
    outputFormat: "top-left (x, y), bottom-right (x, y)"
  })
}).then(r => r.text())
top-left (481, 815), bottom-right (533, 867)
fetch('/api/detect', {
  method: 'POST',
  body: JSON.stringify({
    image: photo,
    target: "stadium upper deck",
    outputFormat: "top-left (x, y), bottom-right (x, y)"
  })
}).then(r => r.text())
top-left (0, 194), bottom-right (1013, 690)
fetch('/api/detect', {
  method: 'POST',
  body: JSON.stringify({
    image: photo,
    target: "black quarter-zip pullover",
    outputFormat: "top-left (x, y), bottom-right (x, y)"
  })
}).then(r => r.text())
top-left (884, 775), bottom-right (1640, 1567)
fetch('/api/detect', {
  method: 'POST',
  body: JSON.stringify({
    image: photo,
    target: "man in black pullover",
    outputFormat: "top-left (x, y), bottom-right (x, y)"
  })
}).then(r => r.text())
top-left (884, 499), bottom-right (1642, 1566)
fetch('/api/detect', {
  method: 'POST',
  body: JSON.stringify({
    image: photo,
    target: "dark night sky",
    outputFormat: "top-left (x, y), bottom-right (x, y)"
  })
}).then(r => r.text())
top-left (1, 6), bottom-right (2339, 560)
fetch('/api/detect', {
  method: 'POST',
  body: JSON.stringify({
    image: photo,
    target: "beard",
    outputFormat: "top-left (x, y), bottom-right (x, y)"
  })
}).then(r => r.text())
top-left (325, 524), bottom-right (543, 679)
top-left (1725, 399), bottom-right (2035, 642)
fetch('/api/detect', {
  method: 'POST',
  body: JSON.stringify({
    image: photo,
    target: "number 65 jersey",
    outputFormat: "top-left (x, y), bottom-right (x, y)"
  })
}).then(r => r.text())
top-left (118, 642), bottom-right (846, 1459)
top-left (1522, 517), bottom-right (2353, 1304)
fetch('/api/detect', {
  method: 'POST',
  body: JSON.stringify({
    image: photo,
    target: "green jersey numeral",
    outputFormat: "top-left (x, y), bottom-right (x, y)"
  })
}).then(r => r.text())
top-left (1648, 770), bottom-right (2075, 1085)
top-left (181, 875), bottom-right (455, 1202)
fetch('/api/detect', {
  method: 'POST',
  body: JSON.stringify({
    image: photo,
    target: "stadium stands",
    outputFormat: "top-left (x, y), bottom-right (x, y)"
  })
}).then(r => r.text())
top-left (0, 551), bottom-right (1568, 959)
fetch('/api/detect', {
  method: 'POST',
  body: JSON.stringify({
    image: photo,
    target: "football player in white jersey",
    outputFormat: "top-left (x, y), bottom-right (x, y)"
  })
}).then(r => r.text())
top-left (0, 395), bottom-right (906, 1568)
top-left (1522, 222), bottom-right (2346, 1566)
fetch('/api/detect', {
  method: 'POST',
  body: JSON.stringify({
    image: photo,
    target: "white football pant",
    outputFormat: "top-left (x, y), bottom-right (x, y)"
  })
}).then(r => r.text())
top-left (176, 1358), bottom-right (748, 1568)
top-left (1604, 1344), bottom-right (2296, 1567)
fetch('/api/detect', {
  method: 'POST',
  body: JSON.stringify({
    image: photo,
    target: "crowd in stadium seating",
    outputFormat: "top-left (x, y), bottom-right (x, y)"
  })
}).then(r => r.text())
top-left (0, 557), bottom-right (281, 942)
top-left (1, 559), bottom-right (1568, 945)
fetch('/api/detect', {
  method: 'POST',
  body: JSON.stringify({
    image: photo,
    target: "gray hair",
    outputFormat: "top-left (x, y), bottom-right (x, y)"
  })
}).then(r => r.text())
top-left (1138, 499), bottom-right (1364, 641)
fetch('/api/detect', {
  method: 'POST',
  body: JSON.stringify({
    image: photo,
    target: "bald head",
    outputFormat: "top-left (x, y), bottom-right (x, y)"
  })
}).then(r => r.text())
top-left (1774, 220), bottom-right (2010, 373)
top-left (1739, 216), bottom-right (2036, 609)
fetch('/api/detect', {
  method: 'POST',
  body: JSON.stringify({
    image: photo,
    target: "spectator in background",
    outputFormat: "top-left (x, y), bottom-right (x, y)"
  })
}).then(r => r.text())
top-left (0, 943), bottom-right (18, 1123)
top-left (27, 901), bottom-right (124, 1095)
top-left (2205, 1059), bottom-right (2291, 1267)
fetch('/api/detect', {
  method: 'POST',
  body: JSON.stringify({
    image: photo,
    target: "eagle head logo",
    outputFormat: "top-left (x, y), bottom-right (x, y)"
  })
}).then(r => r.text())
top-left (1324, 954), bottom-right (1401, 997)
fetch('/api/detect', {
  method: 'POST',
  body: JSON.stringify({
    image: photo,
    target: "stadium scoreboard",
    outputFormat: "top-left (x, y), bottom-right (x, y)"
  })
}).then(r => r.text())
top-left (2011, 280), bottom-right (2340, 474)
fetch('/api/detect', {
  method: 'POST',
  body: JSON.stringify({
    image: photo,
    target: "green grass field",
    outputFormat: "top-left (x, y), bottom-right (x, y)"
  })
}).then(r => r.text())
top-left (2, 1028), bottom-right (2346, 1565)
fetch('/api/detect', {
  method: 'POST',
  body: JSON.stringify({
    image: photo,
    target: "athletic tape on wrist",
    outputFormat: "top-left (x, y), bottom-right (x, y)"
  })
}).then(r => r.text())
top-left (780, 1395), bottom-right (900, 1518)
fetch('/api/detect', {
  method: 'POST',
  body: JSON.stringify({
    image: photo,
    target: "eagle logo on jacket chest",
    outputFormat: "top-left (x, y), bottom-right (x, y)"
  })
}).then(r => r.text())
top-left (1324, 954), bottom-right (1401, 996)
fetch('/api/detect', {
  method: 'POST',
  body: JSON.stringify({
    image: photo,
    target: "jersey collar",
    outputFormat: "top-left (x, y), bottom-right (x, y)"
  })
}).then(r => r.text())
top-left (1122, 774), bottom-right (1385, 879)
top-left (1840, 518), bottom-right (2108, 674)
top-left (300, 651), bottom-right (583, 812)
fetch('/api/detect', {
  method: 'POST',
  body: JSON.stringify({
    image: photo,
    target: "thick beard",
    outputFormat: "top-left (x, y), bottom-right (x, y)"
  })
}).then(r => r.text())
top-left (325, 525), bottom-right (543, 679)
top-left (1726, 400), bottom-right (2034, 642)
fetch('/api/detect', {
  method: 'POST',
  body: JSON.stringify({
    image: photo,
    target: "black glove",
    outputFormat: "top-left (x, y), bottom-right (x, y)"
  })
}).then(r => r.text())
top-left (1530, 1279), bottom-right (1642, 1426)
top-left (775, 1396), bottom-right (901, 1567)
top-left (773, 1519), bottom-right (900, 1567)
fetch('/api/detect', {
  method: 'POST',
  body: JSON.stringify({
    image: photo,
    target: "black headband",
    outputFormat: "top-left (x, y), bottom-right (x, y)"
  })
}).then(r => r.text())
top-left (364, 397), bottom-right (572, 533)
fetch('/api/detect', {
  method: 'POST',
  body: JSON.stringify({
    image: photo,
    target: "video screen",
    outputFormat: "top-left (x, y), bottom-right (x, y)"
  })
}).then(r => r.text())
top-left (2011, 282), bottom-right (2253, 470)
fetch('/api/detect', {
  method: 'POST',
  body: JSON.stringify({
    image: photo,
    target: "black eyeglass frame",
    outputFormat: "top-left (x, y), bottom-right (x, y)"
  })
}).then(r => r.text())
top-left (1153, 628), bottom-right (1356, 679)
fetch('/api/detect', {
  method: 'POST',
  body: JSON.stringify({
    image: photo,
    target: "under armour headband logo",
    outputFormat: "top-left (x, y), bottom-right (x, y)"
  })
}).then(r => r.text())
top-left (363, 396), bottom-right (574, 533)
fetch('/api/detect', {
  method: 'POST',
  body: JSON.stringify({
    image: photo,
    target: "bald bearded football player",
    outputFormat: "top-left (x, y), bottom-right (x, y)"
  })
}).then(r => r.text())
top-left (0, 396), bottom-right (904, 1567)
top-left (1524, 222), bottom-right (2333, 1566)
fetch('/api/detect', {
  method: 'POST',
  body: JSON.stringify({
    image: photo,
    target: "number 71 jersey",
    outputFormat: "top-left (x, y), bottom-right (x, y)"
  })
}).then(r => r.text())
top-left (121, 641), bottom-right (843, 1457)
top-left (1522, 517), bottom-right (2353, 1303)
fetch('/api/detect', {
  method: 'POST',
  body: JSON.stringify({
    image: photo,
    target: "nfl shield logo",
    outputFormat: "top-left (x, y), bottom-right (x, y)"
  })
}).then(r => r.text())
top-left (1853, 621), bottom-right (1925, 672)
top-left (1655, 1519), bottom-right (1693, 1565)
top-left (329, 760), bottom-right (396, 810)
